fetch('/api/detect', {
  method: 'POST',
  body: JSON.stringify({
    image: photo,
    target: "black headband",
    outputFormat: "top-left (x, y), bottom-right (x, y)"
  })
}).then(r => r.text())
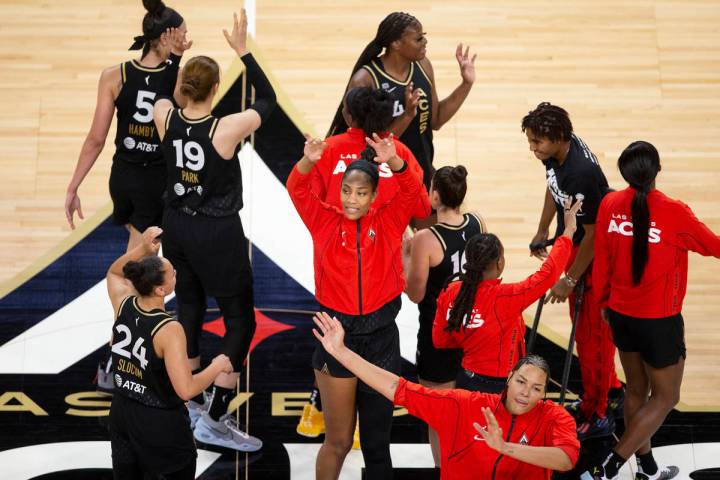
top-left (129, 9), bottom-right (184, 51)
top-left (345, 160), bottom-right (379, 186)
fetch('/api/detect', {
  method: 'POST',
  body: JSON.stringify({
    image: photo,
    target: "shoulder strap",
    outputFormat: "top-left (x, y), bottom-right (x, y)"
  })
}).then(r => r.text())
top-left (362, 64), bottom-right (380, 88)
top-left (428, 225), bottom-right (446, 252)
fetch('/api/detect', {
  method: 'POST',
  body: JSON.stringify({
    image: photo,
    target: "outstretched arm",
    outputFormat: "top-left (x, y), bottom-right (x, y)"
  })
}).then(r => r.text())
top-left (214, 9), bottom-right (277, 159)
top-left (313, 312), bottom-right (400, 401)
top-left (106, 227), bottom-right (162, 316)
top-left (65, 66), bottom-right (118, 229)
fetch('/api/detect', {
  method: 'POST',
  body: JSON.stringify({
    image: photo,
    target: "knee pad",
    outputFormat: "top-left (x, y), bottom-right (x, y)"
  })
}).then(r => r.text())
top-left (216, 295), bottom-right (256, 370)
top-left (178, 302), bottom-right (207, 359)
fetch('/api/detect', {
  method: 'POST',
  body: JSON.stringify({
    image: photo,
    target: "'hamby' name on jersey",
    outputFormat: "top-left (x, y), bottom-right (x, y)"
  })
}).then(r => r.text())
top-left (332, 155), bottom-right (395, 178)
top-left (607, 213), bottom-right (662, 243)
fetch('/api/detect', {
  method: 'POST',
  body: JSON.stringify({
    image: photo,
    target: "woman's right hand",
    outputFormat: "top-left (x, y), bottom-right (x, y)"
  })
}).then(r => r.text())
top-left (211, 354), bottom-right (234, 374)
top-left (65, 190), bottom-right (83, 229)
top-left (165, 27), bottom-right (193, 56)
top-left (312, 311), bottom-right (346, 357)
top-left (562, 198), bottom-right (583, 238)
top-left (303, 133), bottom-right (327, 163)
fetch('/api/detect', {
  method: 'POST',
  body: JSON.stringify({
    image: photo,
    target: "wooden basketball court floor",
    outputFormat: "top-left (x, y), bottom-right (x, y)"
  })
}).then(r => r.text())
top-left (0, 1), bottom-right (719, 477)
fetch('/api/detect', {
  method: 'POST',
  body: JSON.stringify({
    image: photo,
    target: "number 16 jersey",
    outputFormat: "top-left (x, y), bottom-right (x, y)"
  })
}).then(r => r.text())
top-left (111, 296), bottom-right (182, 408)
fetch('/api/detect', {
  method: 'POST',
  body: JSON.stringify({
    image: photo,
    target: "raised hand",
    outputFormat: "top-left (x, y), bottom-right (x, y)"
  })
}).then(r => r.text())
top-left (65, 191), bottom-right (84, 229)
top-left (364, 133), bottom-right (401, 169)
top-left (403, 82), bottom-right (421, 118)
top-left (562, 197), bottom-right (583, 238)
top-left (141, 226), bottom-right (163, 255)
top-left (164, 27), bottom-right (193, 56)
top-left (312, 311), bottom-right (346, 357)
top-left (473, 407), bottom-right (505, 452)
top-left (303, 133), bottom-right (328, 163)
top-left (455, 43), bottom-right (477, 85)
top-left (223, 8), bottom-right (249, 56)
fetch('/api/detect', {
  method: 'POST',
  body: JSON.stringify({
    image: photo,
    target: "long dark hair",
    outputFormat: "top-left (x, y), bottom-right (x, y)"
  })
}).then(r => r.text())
top-left (326, 12), bottom-right (420, 137)
top-left (432, 165), bottom-right (468, 209)
top-left (139, 0), bottom-right (183, 58)
top-left (445, 233), bottom-right (502, 332)
top-left (618, 141), bottom-right (661, 285)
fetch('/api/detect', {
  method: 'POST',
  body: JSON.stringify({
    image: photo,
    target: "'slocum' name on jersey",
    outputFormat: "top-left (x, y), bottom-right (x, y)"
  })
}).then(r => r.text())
top-left (116, 358), bottom-right (143, 380)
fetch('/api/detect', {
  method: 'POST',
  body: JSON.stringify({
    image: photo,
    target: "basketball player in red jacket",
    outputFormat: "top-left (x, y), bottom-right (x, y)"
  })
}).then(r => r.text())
top-left (288, 132), bottom-right (422, 479)
top-left (583, 141), bottom-right (720, 480)
top-left (313, 311), bottom-right (580, 480)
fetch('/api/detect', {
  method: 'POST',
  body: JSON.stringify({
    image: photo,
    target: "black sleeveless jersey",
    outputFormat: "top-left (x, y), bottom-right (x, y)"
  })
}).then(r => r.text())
top-left (113, 60), bottom-right (168, 166)
top-left (111, 296), bottom-right (182, 408)
top-left (163, 109), bottom-right (243, 216)
top-left (363, 59), bottom-right (434, 187)
top-left (418, 213), bottom-right (486, 326)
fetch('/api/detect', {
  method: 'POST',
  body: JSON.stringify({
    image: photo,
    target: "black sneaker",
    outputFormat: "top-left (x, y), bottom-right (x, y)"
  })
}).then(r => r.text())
top-left (635, 465), bottom-right (680, 480)
top-left (565, 399), bottom-right (585, 422)
top-left (580, 464), bottom-right (617, 480)
top-left (577, 414), bottom-right (615, 441)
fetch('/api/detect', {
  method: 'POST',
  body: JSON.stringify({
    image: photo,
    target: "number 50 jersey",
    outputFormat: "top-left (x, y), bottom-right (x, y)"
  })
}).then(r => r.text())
top-left (162, 109), bottom-right (243, 217)
top-left (110, 296), bottom-right (183, 408)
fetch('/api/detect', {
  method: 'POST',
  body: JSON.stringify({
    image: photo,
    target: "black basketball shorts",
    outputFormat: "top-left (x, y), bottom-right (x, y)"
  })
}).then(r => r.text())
top-left (415, 320), bottom-right (462, 383)
top-left (313, 296), bottom-right (402, 393)
top-left (608, 309), bottom-right (686, 369)
top-left (109, 160), bottom-right (166, 232)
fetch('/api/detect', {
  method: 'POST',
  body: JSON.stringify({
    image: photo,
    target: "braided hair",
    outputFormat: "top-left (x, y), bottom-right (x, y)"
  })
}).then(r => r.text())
top-left (521, 102), bottom-right (573, 143)
top-left (445, 233), bottom-right (503, 332)
top-left (617, 141), bottom-right (661, 285)
top-left (327, 12), bottom-right (421, 137)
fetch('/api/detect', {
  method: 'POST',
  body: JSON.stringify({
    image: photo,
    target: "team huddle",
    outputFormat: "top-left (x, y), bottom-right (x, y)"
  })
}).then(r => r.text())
top-left (65, 2), bottom-right (720, 480)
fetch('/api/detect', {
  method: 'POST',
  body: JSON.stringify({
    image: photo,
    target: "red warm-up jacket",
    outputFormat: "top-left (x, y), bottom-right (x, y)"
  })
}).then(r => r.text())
top-left (593, 187), bottom-right (720, 318)
top-left (433, 236), bottom-right (572, 377)
top-left (310, 128), bottom-right (430, 219)
top-left (288, 160), bottom-right (423, 315)
top-left (394, 378), bottom-right (580, 480)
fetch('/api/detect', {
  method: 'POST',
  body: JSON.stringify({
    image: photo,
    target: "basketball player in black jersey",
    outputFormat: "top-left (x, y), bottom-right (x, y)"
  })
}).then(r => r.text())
top-left (152, 9), bottom-right (276, 452)
top-left (328, 12), bottom-right (476, 191)
top-left (66, 0), bottom-right (190, 251)
top-left (402, 165), bottom-right (485, 467)
top-left (107, 226), bottom-right (233, 479)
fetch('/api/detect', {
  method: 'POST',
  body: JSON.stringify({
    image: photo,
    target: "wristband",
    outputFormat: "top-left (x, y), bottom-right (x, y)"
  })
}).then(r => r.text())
top-left (563, 274), bottom-right (577, 288)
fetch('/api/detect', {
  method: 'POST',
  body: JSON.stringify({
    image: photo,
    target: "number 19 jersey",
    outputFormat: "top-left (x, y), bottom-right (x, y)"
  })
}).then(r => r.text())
top-left (113, 60), bottom-right (168, 166)
top-left (111, 296), bottom-right (182, 408)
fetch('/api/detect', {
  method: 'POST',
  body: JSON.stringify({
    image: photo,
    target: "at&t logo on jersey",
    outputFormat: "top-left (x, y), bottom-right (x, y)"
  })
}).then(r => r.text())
top-left (608, 214), bottom-right (662, 243)
top-left (119, 379), bottom-right (147, 395)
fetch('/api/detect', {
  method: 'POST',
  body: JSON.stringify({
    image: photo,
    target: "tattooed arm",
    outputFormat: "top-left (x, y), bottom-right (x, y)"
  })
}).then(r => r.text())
top-left (312, 312), bottom-right (400, 401)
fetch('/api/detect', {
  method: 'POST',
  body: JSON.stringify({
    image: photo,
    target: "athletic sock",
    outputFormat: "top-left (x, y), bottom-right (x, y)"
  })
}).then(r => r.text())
top-left (190, 369), bottom-right (205, 404)
top-left (310, 386), bottom-right (322, 412)
top-left (637, 451), bottom-right (658, 476)
top-left (602, 450), bottom-right (627, 479)
top-left (208, 385), bottom-right (234, 421)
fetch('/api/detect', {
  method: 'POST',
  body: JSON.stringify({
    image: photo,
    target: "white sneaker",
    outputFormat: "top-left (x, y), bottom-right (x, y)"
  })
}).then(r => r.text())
top-left (187, 391), bottom-right (213, 429)
top-left (194, 411), bottom-right (263, 452)
top-left (635, 464), bottom-right (680, 480)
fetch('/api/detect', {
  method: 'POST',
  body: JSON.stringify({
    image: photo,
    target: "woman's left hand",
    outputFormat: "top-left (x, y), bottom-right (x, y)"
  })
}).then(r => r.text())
top-left (455, 43), bottom-right (477, 85)
top-left (474, 407), bottom-right (506, 452)
top-left (312, 311), bottom-right (346, 357)
top-left (365, 133), bottom-right (402, 169)
top-left (165, 27), bottom-right (193, 56)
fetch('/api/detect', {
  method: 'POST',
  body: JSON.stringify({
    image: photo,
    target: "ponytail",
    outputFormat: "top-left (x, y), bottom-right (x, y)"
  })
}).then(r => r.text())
top-left (617, 141), bottom-right (661, 285)
top-left (446, 234), bottom-right (502, 332)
